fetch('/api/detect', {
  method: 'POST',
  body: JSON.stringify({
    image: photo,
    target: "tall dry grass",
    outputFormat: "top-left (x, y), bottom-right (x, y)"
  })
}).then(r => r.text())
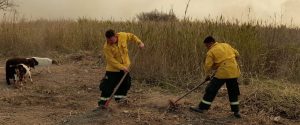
top-left (242, 79), bottom-right (300, 119)
top-left (0, 18), bottom-right (299, 85)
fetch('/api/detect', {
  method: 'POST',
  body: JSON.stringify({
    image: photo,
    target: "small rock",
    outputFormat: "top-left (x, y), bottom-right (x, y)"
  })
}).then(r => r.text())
top-left (172, 115), bottom-right (178, 118)
top-left (273, 116), bottom-right (281, 122)
top-left (62, 119), bottom-right (69, 123)
top-left (123, 110), bottom-right (129, 114)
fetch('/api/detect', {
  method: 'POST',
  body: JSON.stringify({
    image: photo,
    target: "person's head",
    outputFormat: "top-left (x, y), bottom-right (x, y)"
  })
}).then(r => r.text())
top-left (203, 36), bottom-right (216, 49)
top-left (105, 29), bottom-right (117, 44)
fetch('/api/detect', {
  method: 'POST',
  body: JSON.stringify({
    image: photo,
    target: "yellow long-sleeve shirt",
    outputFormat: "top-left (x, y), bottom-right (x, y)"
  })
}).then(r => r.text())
top-left (204, 42), bottom-right (240, 79)
top-left (103, 32), bottom-right (143, 72)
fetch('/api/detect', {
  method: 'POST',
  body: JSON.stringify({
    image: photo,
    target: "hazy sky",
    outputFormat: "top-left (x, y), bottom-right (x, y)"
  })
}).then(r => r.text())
top-left (6, 0), bottom-right (300, 26)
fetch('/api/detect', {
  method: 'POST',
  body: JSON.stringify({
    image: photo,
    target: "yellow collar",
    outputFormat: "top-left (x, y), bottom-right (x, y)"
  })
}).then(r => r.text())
top-left (208, 42), bottom-right (218, 49)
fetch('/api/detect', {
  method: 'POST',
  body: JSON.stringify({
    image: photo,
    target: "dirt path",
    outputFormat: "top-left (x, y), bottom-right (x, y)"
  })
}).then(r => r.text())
top-left (0, 58), bottom-right (298, 125)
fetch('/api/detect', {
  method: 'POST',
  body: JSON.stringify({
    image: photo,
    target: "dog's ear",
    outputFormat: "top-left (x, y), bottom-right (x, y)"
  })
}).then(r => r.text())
top-left (17, 64), bottom-right (27, 73)
top-left (32, 58), bottom-right (39, 65)
top-left (17, 64), bottom-right (23, 70)
top-left (27, 58), bottom-right (38, 68)
top-left (32, 58), bottom-right (38, 66)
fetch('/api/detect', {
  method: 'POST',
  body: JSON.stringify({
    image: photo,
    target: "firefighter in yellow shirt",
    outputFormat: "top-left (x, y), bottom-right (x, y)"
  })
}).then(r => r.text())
top-left (97, 29), bottom-right (144, 108)
top-left (190, 36), bottom-right (241, 118)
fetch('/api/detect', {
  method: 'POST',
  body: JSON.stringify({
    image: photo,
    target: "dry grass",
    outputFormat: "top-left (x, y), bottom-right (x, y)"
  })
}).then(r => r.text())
top-left (0, 18), bottom-right (299, 85)
top-left (241, 79), bottom-right (300, 120)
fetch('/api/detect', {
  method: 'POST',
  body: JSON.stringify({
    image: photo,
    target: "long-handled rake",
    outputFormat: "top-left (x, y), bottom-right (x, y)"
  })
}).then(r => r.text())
top-left (168, 78), bottom-right (210, 110)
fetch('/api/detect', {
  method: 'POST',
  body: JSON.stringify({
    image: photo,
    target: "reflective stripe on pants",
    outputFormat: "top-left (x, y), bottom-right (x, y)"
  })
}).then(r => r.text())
top-left (201, 99), bottom-right (212, 105)
top-left (230, 101), bottom-right (239, 105)
top-left (114, 95), bottom-right (126, 99)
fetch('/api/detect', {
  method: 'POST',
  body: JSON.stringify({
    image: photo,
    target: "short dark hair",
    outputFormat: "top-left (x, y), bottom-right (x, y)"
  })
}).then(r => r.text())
top-left (203, 36), bottom-right (215, 43)
top-left (105, 29), bottom-right (115, 38)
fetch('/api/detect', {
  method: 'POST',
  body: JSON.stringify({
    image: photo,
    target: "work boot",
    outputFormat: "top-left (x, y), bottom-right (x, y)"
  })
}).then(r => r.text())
top-left (233, 112), bottom-right (242, 118)
top-left (92, 105), bottom-right (107, 112)
top-left (116, 98), bottom-right (130, 106)
top-left (189, 106), bottom-right (206, 113)
top-left (98, 100), bottom-right (106, 107)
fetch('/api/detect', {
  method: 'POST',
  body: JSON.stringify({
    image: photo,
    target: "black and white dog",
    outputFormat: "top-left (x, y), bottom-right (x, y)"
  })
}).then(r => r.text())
top-left (31, 57), bottom-right (59, 73)
top-left (5, 57), bottom-right (58, 85)
top-left (15, 64), bottom-right (33, 85)
top-left (6, 57), bottom-right (38, 85)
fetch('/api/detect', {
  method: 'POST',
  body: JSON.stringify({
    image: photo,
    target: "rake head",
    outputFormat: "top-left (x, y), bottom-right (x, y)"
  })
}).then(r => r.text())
top-left (168, 99), bottom-right (181, 111)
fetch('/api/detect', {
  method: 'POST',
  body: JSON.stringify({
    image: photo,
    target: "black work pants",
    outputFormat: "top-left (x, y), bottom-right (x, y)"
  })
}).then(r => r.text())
top-left (98, 71), bottom-right (131, 106)
top-left (198, 77), bottom-right (240, 112)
